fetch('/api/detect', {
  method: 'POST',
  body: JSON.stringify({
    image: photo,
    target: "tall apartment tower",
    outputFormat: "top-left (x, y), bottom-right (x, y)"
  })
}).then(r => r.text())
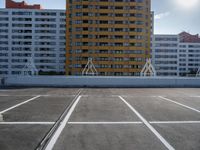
top-left (66, 0), bottom-right (151, 76)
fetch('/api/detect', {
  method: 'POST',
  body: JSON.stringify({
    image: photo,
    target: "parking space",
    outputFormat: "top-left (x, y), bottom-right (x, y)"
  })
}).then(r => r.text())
top-left (3, 96), bottom-right (75, 122)
top-left (123, 96), bottom-right (200, 121)
top-left (152, 124), bottom-right (200, 150)
top-left (53, 124), bottom-right (167, 150)
top-left (110, 88), bottom-right (200, 97)
top-left (0, 124), bottom-right (51, 150)
top-left (164, 96), bottom-right (200, 110)
top-left (0, 88), bottom-right (80, 96)
top-left (44, 88), bottom-right (80, 96)
top-left (81, 88), bottom-right (113, 96)
top-left (0, 88), bottom-right (49, 96)
top-left (0, 96), bottom-right (32, 112)
top-left (0, 88), bottom-right (200, 150)
top-left (69, 95), bottom-right (140, 122)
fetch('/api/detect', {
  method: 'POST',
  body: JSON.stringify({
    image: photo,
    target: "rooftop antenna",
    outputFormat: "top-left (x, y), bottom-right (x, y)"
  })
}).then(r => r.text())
top-left (140, 58), bottom-right (157, 77)
top-left (196, 67), bottom-right (200, 77)
top-left (82, 58), bottom-right (98, 76)
top-left (21, 57), bottom-right (38, 76)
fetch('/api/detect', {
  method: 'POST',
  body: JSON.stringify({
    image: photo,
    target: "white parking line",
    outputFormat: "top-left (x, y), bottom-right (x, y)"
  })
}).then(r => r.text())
top-left (190, 96), bottom-right (200, 98)
top-left (41, 95), bottom-right (76, 97)
top-left (150, 121), bottom-right (200, 124)
top-left (68, 122), bottom-right (143, 125)
top-left (0, 122), bottom-right (55, 125)
top-left (0, 90), bottom-right (14, 92)
top-left (158, 96), bottom-right (200, 113)
top-left (0, 95), bottom-right (39, 97)
top-left (68, 121), bottom-right (200, 125)
top-left (119, 96), bottom-right (175, 150)
top-left (81, 95), bottom-right (119, 97)
top-left (44, 95), bottom-right (82, 150)
top-left (0, 89), bottom-right (28, 92)
top-left (0, 95), bottom-right (76, 97)
top-left (118, 95), bottom-right (158, 98)
top-left (0, 95), bottom-right (41, 114)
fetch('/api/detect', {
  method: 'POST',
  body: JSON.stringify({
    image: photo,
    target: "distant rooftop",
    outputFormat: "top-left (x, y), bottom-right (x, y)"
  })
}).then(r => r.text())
top-left (179, 32), bottom-right (200, 43)
top-left (6, 0), bottom-right (42, 9)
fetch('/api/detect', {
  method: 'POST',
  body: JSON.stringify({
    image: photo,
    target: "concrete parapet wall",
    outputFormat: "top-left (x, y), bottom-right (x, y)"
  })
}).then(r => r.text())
top-left (4, 76), bottom-right (200, 88)
top-left (0, 78), bottom-right (4, 86)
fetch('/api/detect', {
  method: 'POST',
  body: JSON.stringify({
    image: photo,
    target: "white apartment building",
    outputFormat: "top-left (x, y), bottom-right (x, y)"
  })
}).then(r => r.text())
top-left (152, 33), bottom-right (200, 76)
top-left (178, 42), bottom-right (200, 76)
top-left (0, 8), bottom-right (66, 76)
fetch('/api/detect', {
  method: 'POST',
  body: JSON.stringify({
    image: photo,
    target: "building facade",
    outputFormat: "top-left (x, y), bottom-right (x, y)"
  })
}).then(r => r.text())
top-left (0, 1), bottom-right (66, 76)
top-left (66, 0), bottom-right (151, 76)
top-left (152, 32), bottom-right (200, 76)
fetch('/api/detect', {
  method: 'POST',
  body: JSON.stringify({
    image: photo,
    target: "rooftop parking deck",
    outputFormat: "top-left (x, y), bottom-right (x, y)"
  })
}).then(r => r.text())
top-left (0, 88), bottom-right (200, 150)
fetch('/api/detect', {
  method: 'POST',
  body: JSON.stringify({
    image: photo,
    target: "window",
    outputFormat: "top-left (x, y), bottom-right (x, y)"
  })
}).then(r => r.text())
top-left (13, 11), bottom-right (32, 15)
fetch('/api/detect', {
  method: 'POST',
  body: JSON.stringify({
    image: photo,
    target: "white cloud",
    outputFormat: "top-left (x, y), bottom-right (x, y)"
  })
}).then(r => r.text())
top-left (155, 12), bottom-right (171, 20)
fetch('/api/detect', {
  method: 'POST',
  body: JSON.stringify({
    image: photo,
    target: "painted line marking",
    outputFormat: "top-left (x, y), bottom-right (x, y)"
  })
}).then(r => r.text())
top-left (0, 89), bottom-right (29, 92)
top-left (0, 90), bottom-right (16, 92)
top-left (158, 96), bottom-right (200, 113)
top-left (41, 95), bottom-right (76, 97)
top-left (68, 121), bottom-right (200, 125)
top-left (44, 95), bottom-right (82, 150)
top-left (80, 95), bottom-right (159, 98)
top-left (0, 95), bottom-right (41, 114)
top-left (118, 95), bottom-right (158, 98)
top-left (0, 95), bottom-right (39, 97)
top-left (0, 122), bottom-right (55, 125)
top-left (68, 122), bottom-right (143, 125)
top-left (0, 95), bottom-right (76, 97)
top-left (150, 121), bottom-right (200, 124)
top-left (119, 96), bottom-right (175, 150)
top-left (190, 96), bottom-right (200, 98)
top-left (81, 95), bottom-right (119, 97)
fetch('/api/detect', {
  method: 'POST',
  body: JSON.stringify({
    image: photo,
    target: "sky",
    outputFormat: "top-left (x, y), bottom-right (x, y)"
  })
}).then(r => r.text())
top-left (0, 0), bottom-right (200, 35)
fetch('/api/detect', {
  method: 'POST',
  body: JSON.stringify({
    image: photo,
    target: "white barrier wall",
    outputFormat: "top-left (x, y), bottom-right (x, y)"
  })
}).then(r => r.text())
top-left (5, 76), bottom-right (200, 87)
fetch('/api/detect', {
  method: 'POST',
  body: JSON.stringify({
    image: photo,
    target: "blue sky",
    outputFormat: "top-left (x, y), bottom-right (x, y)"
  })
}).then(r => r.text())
top-left (0, 0), bottom-right (199, 34)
